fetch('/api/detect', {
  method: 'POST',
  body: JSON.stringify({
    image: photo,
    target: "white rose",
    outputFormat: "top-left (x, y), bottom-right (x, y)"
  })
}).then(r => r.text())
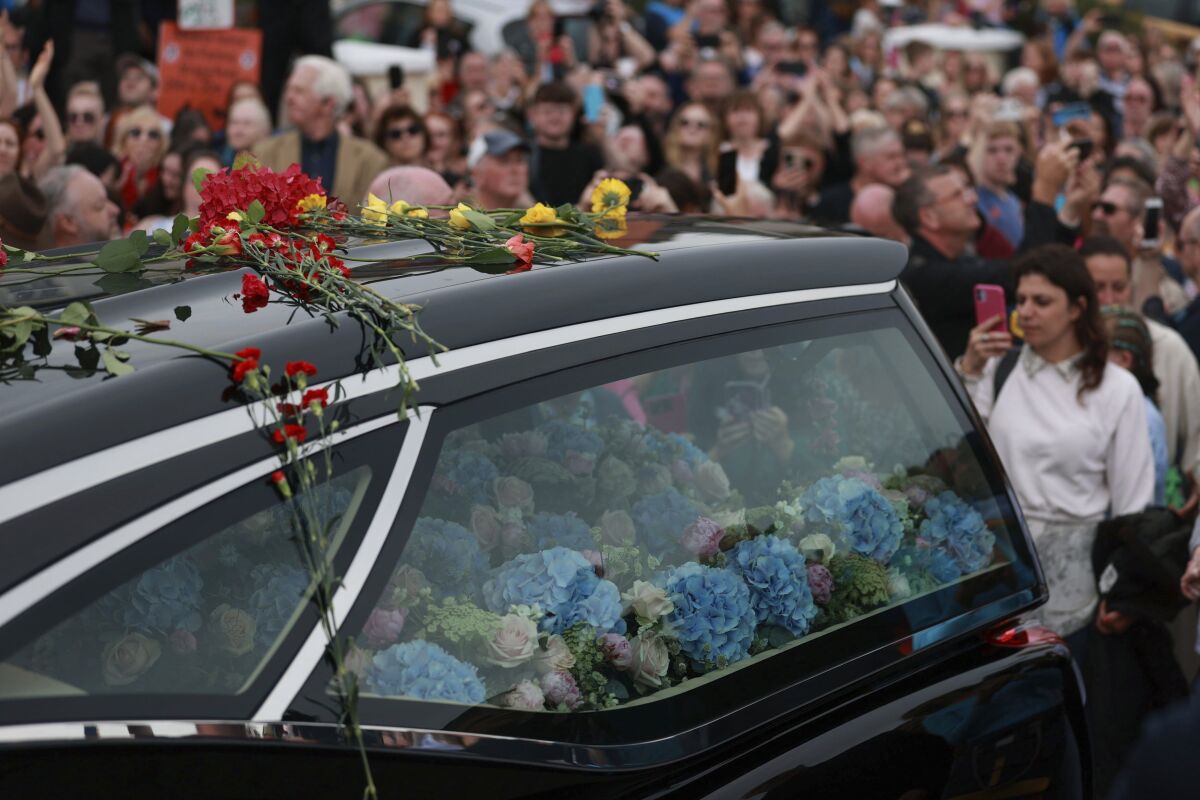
top-left (888, 568), bottom-right (912, 600)
top-left (798, 533), bottom-right (836, 563)
top-left (694, 461), bottom-right (731, 500)
top-left (487, 614), bottom-right (540, 667)
top-left (630, 630), bottom-right (671, 690)
top-left (622, 580), bottom-right (674, 626)
top-left (534, 634), bottom-right (576, 674)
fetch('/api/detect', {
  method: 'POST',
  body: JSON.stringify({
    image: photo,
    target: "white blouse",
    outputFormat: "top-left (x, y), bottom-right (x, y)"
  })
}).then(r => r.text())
top-left (963, 347), bottom-right (1154, 524)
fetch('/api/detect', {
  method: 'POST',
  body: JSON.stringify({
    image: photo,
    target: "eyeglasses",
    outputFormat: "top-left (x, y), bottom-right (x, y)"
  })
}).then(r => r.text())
top-left (128, 127), bottom-right (162, 140)
top-left (933, 184), bottom-right (974, 205)
top-left (387, 123), bottom-right (423, 140)
top-left (1092, 200), bottom-right (1125, 216)
top-left (678, 117), bottom-right (711, 130)
top-left (68, 111), bottom-right (97, 124)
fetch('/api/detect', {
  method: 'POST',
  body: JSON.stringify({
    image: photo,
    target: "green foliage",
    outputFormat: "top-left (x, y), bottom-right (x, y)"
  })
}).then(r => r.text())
top-left (827, 553), bottom-right (890, 620)
top-left (174, 305), bottom-right (192, 322)
top-left (417, 598), bottom-right (501, 660)
top-left (562, 622), bottom-right (617, 708)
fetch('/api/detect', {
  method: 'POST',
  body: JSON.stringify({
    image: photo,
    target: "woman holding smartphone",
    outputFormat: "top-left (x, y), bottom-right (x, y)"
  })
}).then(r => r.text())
top-left (957, 244), bottom-right (1152, 648)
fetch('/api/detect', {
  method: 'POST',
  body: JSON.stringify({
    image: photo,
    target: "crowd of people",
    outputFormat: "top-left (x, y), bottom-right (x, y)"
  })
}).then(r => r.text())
top-left (1, 0), bottom-right (1200, 792)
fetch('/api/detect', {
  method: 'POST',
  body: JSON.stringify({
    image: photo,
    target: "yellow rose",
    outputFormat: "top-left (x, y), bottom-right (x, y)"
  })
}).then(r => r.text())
top-left (389, 200), bottom-right (429, 219)
top-left (101, 632), bottom-right (162, 686)
top-left (295, 193), bottom-right (327, 213)
top-left (519, 202), bottom-right (564, 236)
top-left (406, 207), bottom-right (429, 219)
top-left (363, 193), bottom-right (390, 226)
top-left (590, 178), bottom-right (631, 214)
top-left (210, 603), bottom-right (257, 656)
top-left (448, 202), bottom-right (473, 229)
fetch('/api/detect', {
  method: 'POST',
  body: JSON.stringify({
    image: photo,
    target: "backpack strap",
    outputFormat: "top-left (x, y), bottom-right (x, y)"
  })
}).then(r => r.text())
top-left (992, 346), bottom-right (1022, 405)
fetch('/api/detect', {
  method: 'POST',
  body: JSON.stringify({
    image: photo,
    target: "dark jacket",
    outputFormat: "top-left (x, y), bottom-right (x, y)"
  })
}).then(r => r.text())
top-left (1092, 508), bottom-right (1192, 624)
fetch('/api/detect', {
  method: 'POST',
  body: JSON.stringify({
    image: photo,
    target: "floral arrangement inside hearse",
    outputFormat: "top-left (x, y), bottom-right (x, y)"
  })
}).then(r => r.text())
top-left (356, 412), bottom-right (1003, 713)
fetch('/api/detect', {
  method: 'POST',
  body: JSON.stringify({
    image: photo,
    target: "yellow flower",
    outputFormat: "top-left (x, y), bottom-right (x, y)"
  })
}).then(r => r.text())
top-left (363, 193), bottom-right (389, 226)
top-left (226, 211), bottom-right (244, 222)
top-left (449, 202), bottom-right (473, 229)
top-left (406, 207), bottom-right (429, 219)
top-left (519, 202), bottom-right (564, 236)
top-left (594, 215), bottom-right (628, 240)
top-left (389, 199), bottom-right (429, 219)
top-left (591, 178), bottom-right (631, 214)
top-left (296, 193), bottom-right (327, 213)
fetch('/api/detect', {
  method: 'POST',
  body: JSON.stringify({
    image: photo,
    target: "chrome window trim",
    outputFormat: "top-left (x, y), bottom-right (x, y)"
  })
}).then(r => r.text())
top-left (0, 411), bottom-right (410, 631)
top-left (0, 281), bottom-right (896, 527)
top-left (252, 408), bottom-right (432, 722)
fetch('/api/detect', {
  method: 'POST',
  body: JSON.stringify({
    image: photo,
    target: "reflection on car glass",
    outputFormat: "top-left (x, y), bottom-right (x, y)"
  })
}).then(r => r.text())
top-left (347, 327), bottom-right (1016, 715)
top-left (0, 467), bottom-right (371, 698)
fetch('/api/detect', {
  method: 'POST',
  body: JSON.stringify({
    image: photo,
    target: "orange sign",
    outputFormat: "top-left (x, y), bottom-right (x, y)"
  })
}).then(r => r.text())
top-left (156, 21), bottom-right (261, 131)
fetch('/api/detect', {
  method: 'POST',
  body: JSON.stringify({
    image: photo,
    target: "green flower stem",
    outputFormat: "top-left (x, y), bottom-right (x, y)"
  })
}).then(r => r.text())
top-left (39, 317), bottom-right (242, 362)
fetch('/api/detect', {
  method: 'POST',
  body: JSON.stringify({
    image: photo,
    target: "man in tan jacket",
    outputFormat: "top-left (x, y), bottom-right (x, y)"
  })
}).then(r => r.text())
top-left (253, 55), bottom-right (387, 208)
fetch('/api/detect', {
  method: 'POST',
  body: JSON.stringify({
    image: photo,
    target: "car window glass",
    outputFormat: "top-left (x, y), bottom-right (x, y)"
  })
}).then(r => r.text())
top-left (0, 466), bottom-right (372, 699)
top-left (345, 324), bottom-right (1021, 716)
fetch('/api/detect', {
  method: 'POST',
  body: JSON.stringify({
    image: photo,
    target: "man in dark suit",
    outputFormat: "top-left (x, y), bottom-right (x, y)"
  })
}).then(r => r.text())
top-left (252, 55), bottom-right (388, 208)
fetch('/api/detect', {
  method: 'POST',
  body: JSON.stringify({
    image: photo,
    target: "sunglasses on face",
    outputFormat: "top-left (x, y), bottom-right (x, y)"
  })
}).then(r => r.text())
top-left (387, 123), bottom-right (423, 140)
top-left (128, 127), bottom-right (162, 140)
top-left (68, 111), bottom-right (97, 124)
top-left (1093, 200), bottom-right (1124, 216)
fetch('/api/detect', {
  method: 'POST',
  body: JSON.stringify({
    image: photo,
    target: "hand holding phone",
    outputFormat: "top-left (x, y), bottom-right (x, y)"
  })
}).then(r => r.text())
top-left (583, 84), bottom-right (604, 124)
top-left (1141, 197), bottom-right (1162, 250)
top-left (973, 284), bottom-right (1008, 331)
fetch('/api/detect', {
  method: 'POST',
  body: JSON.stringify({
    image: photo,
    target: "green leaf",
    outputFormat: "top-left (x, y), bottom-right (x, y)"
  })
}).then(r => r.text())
top-left (462, 210), bottom-right (497, 231)
top-left (101, 348), bottom-right (135, 377)
top-left (192, 167), bottom-right (213, 194)
top-left (171, 214), bottom-right (191, 245)
top-left (152, 228), bottom-right (172, 248)
top-left (59, 302), bottom-right (91, 326)
top-left (95, 273), bottom-right (152, 293)
top-left (464, 248), bottom-right (516, 266)
top-left (31, 325), bottom-right (51, 357)
top-left (128, 230), bottom-right (150, 256)
top-left (174, 305), bottom-right (192, 322)
top-left (74, 345), bottom-right (100, 372)
top-left (555, 203), bottom-right (578, 220)
top-left (9, 318), bottom-right (32, 348)
top-left (95, 239), bottom-right (142, 273)
top-left (247, 199), bottom-right (265, 224)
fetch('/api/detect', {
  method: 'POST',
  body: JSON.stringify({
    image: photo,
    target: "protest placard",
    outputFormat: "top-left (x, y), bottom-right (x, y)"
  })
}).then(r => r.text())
top-left (157, 21), bottom-right (262, 131)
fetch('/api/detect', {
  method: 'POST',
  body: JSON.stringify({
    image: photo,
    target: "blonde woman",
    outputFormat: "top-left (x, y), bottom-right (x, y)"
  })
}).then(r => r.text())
top-left (663, 101), bottom-right (718, 186)
top-left (112, 105), bottom-right (167, 214)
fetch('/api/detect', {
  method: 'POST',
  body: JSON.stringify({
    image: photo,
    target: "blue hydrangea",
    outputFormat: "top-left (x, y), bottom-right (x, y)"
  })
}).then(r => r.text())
top-left (248, 562), bottom-right (310, 646)
top-left (434, 449), bottom-right (498, 506)
top-left (527, 511), bottom-right (595, 552)
top-left (728, 535), bottom-right (817, 637)
top-left (483, 547), bottom-right (624, 635)
top-left (928, 549), bottom-right (963, 583)
top-left (919, 491), bottom-right (996, 576)
top-left (107, 555), bottom-right (204, 634)
top-left (632, 488), bottom-right (703, 557)
top-left (538, 419), bottom-right (604, 462)
top-left (365, 639), bottom-right (486, 704)
top-left (800, 476), bottom-right (904, 564)
top-left (656, 562), bottom-right (756, 671)
top-left (403, 517), bottom-right (488, 599)
top-left (667, 433), bottom-right (709, 467)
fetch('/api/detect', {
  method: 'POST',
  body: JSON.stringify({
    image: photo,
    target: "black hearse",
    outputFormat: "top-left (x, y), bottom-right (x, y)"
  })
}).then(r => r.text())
top-left (0, 217), bottom-right (1087, 798)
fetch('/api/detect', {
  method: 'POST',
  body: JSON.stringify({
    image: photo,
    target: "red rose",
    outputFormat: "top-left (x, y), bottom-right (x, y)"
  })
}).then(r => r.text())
top-left (241, 273), bottom-right (269, 313)
top-left (285, 360), bottom-right (318, 378)
top-left (272, 423), bottom-right (308, 444)
top-left (302, 388), bottom-right (329, 408)
top-left (505, 234), bottom-right (535, 265)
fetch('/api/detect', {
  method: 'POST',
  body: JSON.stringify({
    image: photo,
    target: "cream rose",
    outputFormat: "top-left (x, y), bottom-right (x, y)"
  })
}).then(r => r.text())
top-left (623, 580), bottom-right (674, 626)
top-left (101, 632), bottom-right (162, 686)
top-left (630, 631), bottom-right (670, 689)
top-left (695, 461), bottom-right (731, 500)
top-left (534, 634), bottom-right (576, 674)
top-left (500, 679), bottom-right (546, 710)
top-left (210, 604), bottom-right (257, 656)
top-left (494, 476), bottom-right (535, 512)
top-left (487, 614), bottom-right (539, 667)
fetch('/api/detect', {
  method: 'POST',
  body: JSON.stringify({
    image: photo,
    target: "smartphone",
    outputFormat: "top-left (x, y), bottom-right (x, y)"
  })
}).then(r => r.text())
top-left (1143, 197), bottom-right (1162, 249)
top-left (583, 84), bottom-right (604, 124)
top-left (1052, 102), bottom-right (1092, 129)
top-left (723, 379), bottom-right (770, 422)
top-left (695, 33), bottom-right (721, 49)
top-left (974, 284), bottom-right (1009, 331)
top-left (1068, 138), bottom-right (1094, 160)
top-left (387, 64), bottom-right (405, 90)
top-left (625, 176), bottom-right (644, 203)
top-left (777, 61), bottom-right (808, 77)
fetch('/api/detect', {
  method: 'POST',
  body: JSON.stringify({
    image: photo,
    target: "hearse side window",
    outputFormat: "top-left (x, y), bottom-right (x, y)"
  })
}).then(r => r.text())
top-left (344, 324), bottom-right (1025, 717)
top-left (0, 459), bottom-right (377, 703)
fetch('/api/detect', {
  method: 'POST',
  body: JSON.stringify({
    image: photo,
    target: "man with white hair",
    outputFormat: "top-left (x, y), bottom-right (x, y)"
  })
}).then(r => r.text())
top-left (39, 164), bottom-right (120, 248)
top-left (253, 55), bottom-right (387, 205)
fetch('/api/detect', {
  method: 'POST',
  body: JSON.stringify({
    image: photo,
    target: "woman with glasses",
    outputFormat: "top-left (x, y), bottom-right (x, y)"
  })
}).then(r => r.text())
top-left (663, 101), bottom-right (718, 187)
top-left (112, 105), bottom-right (167, 222)
top-left (933, 91), bottom-right (970, 165)
top-left (373, 104), bottom-right (429, 168)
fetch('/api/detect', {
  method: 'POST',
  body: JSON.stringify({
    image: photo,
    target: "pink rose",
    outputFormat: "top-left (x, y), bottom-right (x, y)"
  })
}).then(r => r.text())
top-left (695, 461), bottom-right (731, 500)
top-left (807, 564), bottom-right (834, 605)
top-left (600, 633), bottom-right (633, 670)
top-left (505, 233), bottom-right (535, 265)
top-left (599, 510), bottom-right (636, 546)
top-left (168, 629), bottom-right (197, 654)
top-left (629, 631), bottom-right (670, 689)
top-left (500, 679), bottom-right (546, 710)
top-left (563, 450), bottom-right (596, 475)
top-left (363, 607), bottom-right (407, 648)
top-left (540, 670), bottom-right (583, 709)
top-left (494, 476), bottom-right (534, 512)
top-left (680, 517), bottom-right (724, 558)
top-left (487, 614), bottom-right (539, 667)
top-left (471, 505), bottom-right (503, 551)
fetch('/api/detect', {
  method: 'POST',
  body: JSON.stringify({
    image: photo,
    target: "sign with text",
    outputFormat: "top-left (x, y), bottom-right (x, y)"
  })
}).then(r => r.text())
top-left (157, 21), bottom-right (261, 131)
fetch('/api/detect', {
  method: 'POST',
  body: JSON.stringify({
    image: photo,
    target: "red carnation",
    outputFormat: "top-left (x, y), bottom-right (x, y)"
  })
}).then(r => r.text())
top-left (276, 402), bottom-right (302, 417)
top-left (302, 388), bottom-right (329, 408)
top-left (241, 273), bottom-right (269, 313)
top-left (235, 347), bottom-right (261, 360)
top-left (272, 424), bottom-right (308, 445)
top-left (271, 470), bottom-right (286, 484)
top-left (198, 164), bottom-right (326, 231)
top-left (0, 240), bottom-right (9, 269)
top-left (231, 357), bottom-right (258, 383)
top-left (285, 360), bottom-right (318, 378)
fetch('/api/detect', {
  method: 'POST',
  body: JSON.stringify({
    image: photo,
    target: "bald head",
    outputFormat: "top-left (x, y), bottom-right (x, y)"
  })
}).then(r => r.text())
top-left (365, 166), bottom-right (454, 209)
top-left (851, 183), bottom-right (908, 243)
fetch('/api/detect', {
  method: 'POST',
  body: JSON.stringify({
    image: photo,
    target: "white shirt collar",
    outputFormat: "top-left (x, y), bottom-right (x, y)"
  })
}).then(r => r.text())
top-left (1020, 346), bottom-right (1082, 380)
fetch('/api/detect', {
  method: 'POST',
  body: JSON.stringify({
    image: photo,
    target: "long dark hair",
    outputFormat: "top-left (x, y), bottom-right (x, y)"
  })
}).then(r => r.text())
top-left (1013, 244), bottom-right (1108, 400)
